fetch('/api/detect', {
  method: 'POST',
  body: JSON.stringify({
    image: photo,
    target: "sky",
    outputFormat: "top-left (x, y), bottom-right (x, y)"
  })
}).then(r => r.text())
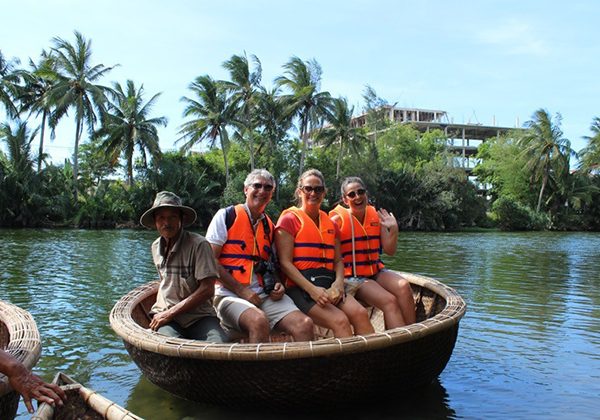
top-left (1, 0), bottom-right (599, 165)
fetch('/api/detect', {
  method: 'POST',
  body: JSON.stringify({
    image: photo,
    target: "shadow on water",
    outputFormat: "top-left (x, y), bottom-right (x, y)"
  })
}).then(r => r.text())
top-left (126, 375), bottom-right (456, 420)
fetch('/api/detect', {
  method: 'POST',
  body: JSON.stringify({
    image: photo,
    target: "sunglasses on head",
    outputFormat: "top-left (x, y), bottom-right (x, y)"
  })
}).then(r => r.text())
top-left (251, 183), bottom-right (274, 191)
top-left (346, 189), bottom-right (366, 199)
top-left (301, 185), bottom-right (325, 194)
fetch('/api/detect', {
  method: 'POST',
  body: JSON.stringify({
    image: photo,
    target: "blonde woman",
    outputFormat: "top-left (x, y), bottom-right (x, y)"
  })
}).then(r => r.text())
top-left (275, 169), bottom-right (374, 338)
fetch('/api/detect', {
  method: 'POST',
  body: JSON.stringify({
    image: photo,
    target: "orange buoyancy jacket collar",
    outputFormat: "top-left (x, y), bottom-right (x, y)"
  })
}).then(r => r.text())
top-left (329, 204), bottom-right (384, 277)
top-left (280, 206), bottom-right (336, 287)
top-left (218, 204), bottom-right (273, 286)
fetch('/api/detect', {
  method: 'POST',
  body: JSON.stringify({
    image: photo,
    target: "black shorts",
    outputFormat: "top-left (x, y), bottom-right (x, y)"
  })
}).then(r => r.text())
top-left (286, 268), bottom-right (335, 314)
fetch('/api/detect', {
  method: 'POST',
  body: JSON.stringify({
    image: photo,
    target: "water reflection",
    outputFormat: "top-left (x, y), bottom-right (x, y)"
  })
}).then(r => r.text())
top-left (1, 229), bottom-right (599, 419)
top-left (126, 375), bottom-right (455, 420)
top-left (395, 231), bottom-right (600, 418)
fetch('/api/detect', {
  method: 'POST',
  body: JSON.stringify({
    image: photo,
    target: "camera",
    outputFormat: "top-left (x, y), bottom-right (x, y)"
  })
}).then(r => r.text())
top-left (254, 259), bottom-right (277, 295)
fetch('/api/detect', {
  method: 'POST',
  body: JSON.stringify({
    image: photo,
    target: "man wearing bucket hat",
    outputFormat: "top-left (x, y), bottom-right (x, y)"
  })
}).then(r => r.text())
top-left (140, 191), bottom-right (228, 342)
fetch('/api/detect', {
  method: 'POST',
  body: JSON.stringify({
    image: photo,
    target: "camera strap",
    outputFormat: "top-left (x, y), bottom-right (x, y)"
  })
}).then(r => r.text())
top-left (241, 206), bottom-right (274, 264)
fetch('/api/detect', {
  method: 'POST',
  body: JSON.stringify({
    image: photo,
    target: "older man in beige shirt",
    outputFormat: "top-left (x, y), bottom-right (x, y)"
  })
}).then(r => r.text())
top-left (140, 191), bottom-right (227, 342)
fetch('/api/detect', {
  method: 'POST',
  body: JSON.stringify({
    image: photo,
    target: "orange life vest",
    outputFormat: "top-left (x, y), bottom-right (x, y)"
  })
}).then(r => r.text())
top-left (329, 204), bottom-right (384, 277)
top-left (279, 207), bottom-right (336, 287)
top-left (218, 204), bottom-right (273, 286)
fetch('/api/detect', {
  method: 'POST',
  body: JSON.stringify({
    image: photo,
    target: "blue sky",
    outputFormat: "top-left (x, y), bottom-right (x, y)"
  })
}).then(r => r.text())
top-left (1, 0), bottom-right (598, 164)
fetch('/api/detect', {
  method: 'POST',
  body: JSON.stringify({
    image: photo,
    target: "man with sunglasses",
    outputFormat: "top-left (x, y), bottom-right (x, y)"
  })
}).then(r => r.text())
top-left (206, 169), bottom-right (314, 343)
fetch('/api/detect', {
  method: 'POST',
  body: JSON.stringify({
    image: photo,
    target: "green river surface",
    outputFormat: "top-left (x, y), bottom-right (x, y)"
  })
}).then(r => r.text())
top-left (1, 229), bottom-right (599, 419)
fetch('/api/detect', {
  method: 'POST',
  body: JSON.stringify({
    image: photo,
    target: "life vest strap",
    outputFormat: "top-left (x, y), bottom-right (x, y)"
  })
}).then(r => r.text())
top-left (222, 264), bottom-right (246, 273)
top-left (224, 239), bottom-right (247, 250)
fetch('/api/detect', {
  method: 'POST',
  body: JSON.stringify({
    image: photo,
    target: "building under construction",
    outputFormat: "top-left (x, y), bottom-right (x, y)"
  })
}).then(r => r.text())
top-left (351, 105), bottom-right (520, 176)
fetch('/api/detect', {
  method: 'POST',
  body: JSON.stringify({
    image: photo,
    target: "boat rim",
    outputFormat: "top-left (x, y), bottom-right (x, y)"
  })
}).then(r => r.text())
top-left (109, 271), bottom-right (466, 361)
top-left (0, 301), bottom-right (42, 395)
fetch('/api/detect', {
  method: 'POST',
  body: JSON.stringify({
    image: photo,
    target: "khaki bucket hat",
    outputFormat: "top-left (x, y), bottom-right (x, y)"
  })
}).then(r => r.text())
top-left (140, 191), bottom-right (197, 229)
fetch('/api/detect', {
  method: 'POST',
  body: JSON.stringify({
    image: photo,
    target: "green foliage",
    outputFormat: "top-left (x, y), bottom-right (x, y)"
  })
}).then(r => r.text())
top-left (48, 30), bottom-right (116, 198)
top-left (74, 181), bottom-right (118, 228)
top-left (94, 79), bottom-right (166, 186)
top-left (0, 121), bottom-right (39, 226)
top-left (518, 109), bottom-right (573, 213)
top-left (474, 134), bottom-right (534, 204)
top-left (220, 171), bottom-right (246, 209)
top-left (178, 74), bottom-right (239, 185)
top-left (137, 151), bottom-right (224, 228)
top-left (4, 37), bottom-right (600, 231)
top-left (579, 117), bottom-right (600, 173)
top-left (491, 196), bottom-right (548, 231)
top-left (275, 56), bottom-right (332, 176)
top-left (222, 52), bottom-right (262, 169)
top-left (371, 162), bottom-right (487, 231)
top-left (36, 162), bottom-right (77, 223)
top-left (579, 176), bottom-right (600, 230)
top-left (314, 97), bottom-right (366, 180)
top-left (78, 138), bottom-right (117, 187)
top-left (377, 124), bottom-right (446, 170)
top-left (362, 85), bottom-right (390, 134)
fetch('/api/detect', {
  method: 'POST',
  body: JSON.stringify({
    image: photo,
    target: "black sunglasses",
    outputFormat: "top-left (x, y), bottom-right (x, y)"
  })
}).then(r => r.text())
top-left (301, 185), bottom-right (325, 194)
top-left (346, 189), bottom-right (366, 198)
top-left (251, 183), bottom-right (274, 191)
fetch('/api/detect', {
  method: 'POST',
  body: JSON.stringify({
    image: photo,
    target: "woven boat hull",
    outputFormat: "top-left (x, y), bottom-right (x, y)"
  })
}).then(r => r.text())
top-left (0, 301), bottom-right (41, 420)
top-left (125, 324), bottom-right (458, 408)
top-left (111, 272), bottom-right (466, 410)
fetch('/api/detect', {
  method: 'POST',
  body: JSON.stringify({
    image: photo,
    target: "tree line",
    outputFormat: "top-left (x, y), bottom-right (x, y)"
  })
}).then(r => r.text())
top-left (1, 31), bottom-right (599, 230)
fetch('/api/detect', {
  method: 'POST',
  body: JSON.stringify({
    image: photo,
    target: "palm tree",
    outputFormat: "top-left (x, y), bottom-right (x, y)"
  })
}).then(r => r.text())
top-left (0, 121), bottom-right (38, 225)
top-left (316, 97), bottom-right (366, 180)
top-left (254, 87), bottom-right (293, 161)
top-left (253, 87), bottom-right (293, 201)
top-left (0, 50), bottom-right (20, 118)
top-left (362, 85), bottom-right (390, 158)
top-left (48, 31), bottom-right (115, 198)
top-left (15, 50), bottom-right (58, 173)
top-left (518, 109), bottom-right (573, 212)
top-left (0, 120), bottom-right (37, 176)
top-left (95, 80), bottom-right (167, 187)
top-left (178, 75), bottom-right (239, 185)
top-left (222, 52), bottom-right (262, 170)
top-left (275, 56), bottom-right (332, 176)
top-left (579, 117), bottom-right (600, 173)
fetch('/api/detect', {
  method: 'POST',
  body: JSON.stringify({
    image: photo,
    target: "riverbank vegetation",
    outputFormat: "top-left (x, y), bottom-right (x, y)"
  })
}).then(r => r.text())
top-left (1, 32), bottom-right (599, 230)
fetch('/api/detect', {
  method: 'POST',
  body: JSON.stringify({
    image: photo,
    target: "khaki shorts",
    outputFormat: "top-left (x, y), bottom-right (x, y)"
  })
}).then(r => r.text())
top-left (215, 294), bottom-right (300, 333)
top-left (344, 276), bottom-right (365, 296)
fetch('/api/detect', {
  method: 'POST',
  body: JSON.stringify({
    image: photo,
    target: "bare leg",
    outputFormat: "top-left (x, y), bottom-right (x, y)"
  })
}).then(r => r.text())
top-left (338, 295), bottom-right (375, 335)
top-left (376, 271), bottom-right (416, 325)
top-left (307, 304), bottom-right (353, 338)
top-left (238, 307), bottom-right (271, 343)
top-left (355, 279), bottom-right (405, 328)
top-left (276, 310), bottom-right (315, 341)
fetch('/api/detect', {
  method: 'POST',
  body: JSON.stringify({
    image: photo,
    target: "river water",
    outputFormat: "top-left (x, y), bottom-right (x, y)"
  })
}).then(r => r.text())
top-left (1, 229), bottom-right (599, 419)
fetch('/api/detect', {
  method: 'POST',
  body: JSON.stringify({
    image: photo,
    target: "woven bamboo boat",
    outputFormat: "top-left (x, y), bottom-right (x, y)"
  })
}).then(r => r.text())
top-left (31, 372), bottom-right (143, 420)
top-left (0, 300), bottom-right (42, 419)
top-left (110, 271), bottom-right (466, 410)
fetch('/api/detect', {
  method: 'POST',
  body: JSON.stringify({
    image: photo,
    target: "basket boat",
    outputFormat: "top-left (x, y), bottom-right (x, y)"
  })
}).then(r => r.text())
top-left (110, 271), bottom-right (466, 410)
top-left (0, 300), bottom-right (42, 419)
top-left (31, 372), bottom-right (143, 420)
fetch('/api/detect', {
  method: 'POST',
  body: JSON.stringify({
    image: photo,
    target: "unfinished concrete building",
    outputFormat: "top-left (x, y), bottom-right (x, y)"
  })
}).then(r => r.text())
top-left (351, 106), bottom-right (519, 191)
